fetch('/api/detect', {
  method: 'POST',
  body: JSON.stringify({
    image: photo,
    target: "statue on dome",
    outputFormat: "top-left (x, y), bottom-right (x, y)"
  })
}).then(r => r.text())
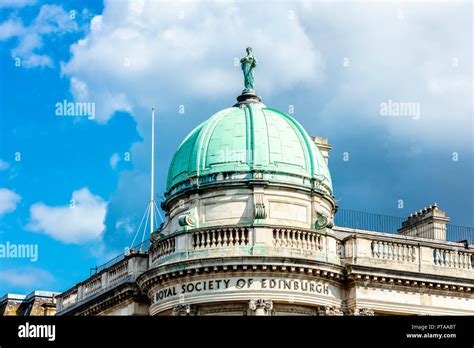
top-left (240, 47), bottom-right (257, 93)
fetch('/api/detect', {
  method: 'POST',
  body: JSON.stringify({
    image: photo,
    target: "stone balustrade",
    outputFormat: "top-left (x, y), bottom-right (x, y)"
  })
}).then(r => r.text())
top-left (433, 248), bottom-right (472, 269)
top-left (150, 237), bottom-right (176, 263)
top-left (147, 226), bottom-right (333, 267)
top-left (192, 228), bottom-right (250, 249)
top-left (335, 226), bottom-right (474, 277)
top-left (272, 228), bottom-right (324, 252)
top-left (82, 275), bottom-right (102, 299)
top-left (56, 253), bottom-right (148, 313)
top-left (108, 259), bottom-right (130, 285)
top-left (371, 240), bottom-right (416, 262)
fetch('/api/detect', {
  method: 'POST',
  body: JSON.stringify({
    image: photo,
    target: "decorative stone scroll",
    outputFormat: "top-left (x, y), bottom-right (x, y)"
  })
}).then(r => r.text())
top-left (315, 212), bottom-right (333, 230)
top-left (178, 214), bottom-right (195, 227)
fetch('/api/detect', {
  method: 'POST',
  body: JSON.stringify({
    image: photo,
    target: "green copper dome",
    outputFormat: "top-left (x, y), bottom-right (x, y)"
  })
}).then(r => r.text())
top-left (165, 103), bottom-right (332, 198)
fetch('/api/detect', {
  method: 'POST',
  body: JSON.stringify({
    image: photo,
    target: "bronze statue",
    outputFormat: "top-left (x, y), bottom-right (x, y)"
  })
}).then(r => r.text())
top-left (240, 47), bottom-right (257, 92)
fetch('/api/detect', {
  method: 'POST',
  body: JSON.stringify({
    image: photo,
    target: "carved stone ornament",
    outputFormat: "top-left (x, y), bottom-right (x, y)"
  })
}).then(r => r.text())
top-left (172, 304), bottom-right (197, 316)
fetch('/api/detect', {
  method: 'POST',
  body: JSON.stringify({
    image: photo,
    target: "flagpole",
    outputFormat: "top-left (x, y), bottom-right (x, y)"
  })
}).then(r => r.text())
top-left (150, 108), bottom-right (155, 235)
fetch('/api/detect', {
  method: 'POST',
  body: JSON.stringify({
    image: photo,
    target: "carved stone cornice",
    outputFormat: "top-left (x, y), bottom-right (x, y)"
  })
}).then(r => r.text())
top-left (61, 283), bottom-right (147, 316)
top-left (347, 267), bottom-right (473, 296)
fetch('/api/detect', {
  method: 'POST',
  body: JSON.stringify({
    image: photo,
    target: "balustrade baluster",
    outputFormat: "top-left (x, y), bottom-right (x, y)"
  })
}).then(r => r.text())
top-left (223, 229), bottom-right (227, 246)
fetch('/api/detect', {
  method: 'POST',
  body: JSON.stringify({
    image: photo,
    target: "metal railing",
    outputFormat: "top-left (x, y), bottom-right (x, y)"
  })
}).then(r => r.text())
top-left (335, 209), bottom-right (404, 234)
top-left (335, 209), bottom-right (473, 244)
top-left (90, 239), bottom-right (150, 276)
top-left (446, 224), bottom-right (474, 245)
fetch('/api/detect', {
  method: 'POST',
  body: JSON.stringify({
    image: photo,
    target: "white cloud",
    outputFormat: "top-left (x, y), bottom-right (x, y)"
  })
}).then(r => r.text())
top-left (0, 4), bottom-right (79, 68)
top-left (27, 188), bottom-right (107, 244)
top-left (62, 0), bottom-right (321, 122)
top-left (109, 153), bottom-right (120, 169)
top-left (0, 268), bottom-right (54, 288)
top-left (295, 2), bottom-right (472, 148)
top-left (0, 188), bottom-right (21, 216)
top-left (0, 159), bottom-right (10, 171)
top-left (115, 217), bottom-right (135, 234)
top-left (0, 19), bottom-right (25, 40)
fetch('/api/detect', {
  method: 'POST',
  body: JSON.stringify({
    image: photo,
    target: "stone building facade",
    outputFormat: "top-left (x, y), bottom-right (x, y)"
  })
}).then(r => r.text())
top-left (1, 291), bottom-right (58, 316)
top-left (56, 90), bottom-right (474, 316)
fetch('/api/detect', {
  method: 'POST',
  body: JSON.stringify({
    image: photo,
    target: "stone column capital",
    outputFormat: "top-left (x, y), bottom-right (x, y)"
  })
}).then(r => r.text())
top-left (317, 305), bottom-right (343, 316)
top-left (172, 304), bottom-right (198, 316)
top-left (347, 307), bottom-right (375, 316)
top-left (248, 299), bottom-right (273, 316)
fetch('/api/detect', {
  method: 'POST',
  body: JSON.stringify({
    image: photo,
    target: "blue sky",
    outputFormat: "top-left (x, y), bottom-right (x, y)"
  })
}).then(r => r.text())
top-left (0, 0), bottom-right (472, 294)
